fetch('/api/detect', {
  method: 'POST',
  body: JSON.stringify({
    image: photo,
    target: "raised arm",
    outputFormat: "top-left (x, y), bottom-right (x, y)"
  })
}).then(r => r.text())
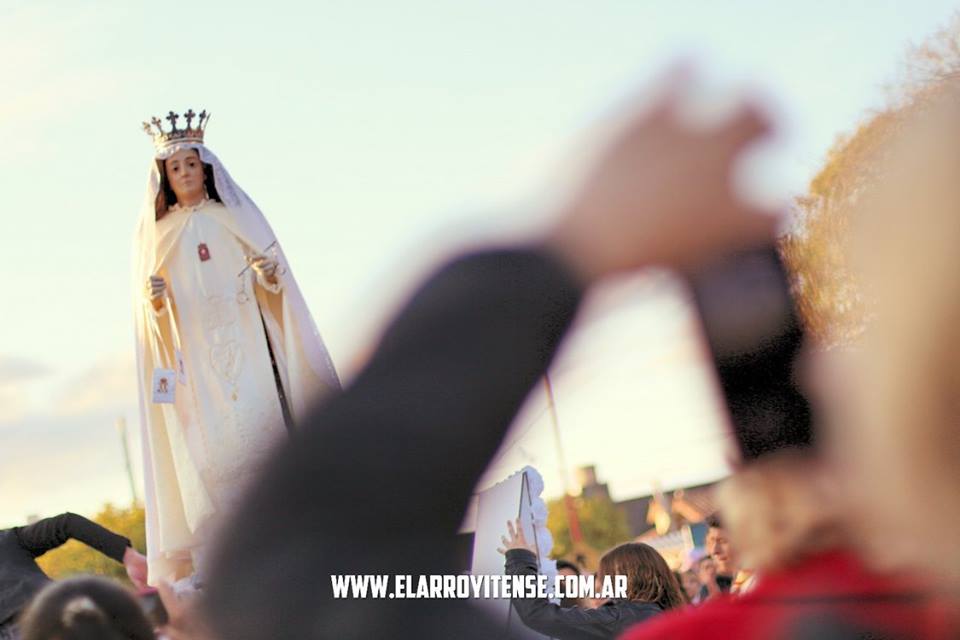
top-left (15, 512), bottom-right (130, 561)
top-left (203, 246), bottom-right (581, 640)
top-left (505, 548), bottom-right (625, 640)
top-left (203, 74), bottom-right (778, 640)
top-left (16, 512), bottom-right (149, 589)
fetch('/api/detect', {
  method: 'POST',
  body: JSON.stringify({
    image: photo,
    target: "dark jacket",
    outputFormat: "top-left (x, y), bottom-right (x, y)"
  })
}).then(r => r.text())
top-left (505, 548), bottom-right (662, 639)
top-left (0, 512), bottom-right (130, 624)
top-left (204, 248), bottom-right (584, 640)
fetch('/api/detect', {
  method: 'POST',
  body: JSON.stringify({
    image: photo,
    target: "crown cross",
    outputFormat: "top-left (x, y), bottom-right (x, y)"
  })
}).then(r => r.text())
top-left (142, 107), bottom-right (210, 152)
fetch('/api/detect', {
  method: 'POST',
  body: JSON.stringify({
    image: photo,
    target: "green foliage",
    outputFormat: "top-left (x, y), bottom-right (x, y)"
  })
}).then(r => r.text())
top-left (546, 495), bottom-right (631, 561)
top-left (36, 503), bottom-right (145, 584)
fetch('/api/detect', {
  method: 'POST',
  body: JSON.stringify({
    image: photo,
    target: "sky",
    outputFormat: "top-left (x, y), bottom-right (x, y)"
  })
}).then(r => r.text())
top-left (1, 0), bottom-right (956, 527)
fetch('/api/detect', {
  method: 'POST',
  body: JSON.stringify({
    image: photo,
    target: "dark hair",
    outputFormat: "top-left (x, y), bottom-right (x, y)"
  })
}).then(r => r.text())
top-left (706, 513), bottom-right (724, 529)
top-left (555, 559), bottom-right (581, 575)
top-left (154, 149), bottom-right (221, 220)
top-left (18, 577), bottom-right (155, 640)
top-left (597, 542), bottom-right (685, 611)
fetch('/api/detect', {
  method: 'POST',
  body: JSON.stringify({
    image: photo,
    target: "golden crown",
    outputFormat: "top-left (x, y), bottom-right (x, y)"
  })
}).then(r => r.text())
top-left (142, 109), bottom-right (210, 151)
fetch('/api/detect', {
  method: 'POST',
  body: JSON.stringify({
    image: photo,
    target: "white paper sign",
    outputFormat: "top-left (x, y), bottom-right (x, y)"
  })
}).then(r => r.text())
top-left (470, 466), bottom-right (555, 639)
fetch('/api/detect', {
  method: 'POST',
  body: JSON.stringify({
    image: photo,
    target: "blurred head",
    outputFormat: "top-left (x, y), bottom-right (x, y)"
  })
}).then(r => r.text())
top-left (597, 542), bottom-right (684, 611)
top-left (714, 450), bottom-right (843, 571)
top-left (19, 577), bottom-right (155, 640)
top-left (556, 559), bottom-right (584, 608)
top-left (704, 515), bottom-right (738, 576)
top-left (155, 147), bottom-right (220, 219)
top-left (679, 570), bottom-right (701, 602)
top-left (697, 555), bottom-right (717, 583)
top-left (808, 79), bottom-right (960, 589)
top-left (556, 559), bottom-right (581, 578)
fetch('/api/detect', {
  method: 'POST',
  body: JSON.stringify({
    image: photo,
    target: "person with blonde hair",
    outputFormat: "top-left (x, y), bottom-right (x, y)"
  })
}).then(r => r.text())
top-left (623, 445), bottom-right (948, 639)
top-left (809, 71), bottom-right (960, 600)
top-left (621, 241), bottom-right (949, 638)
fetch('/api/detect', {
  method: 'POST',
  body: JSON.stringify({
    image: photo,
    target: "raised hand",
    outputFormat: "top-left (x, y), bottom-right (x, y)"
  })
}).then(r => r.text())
top-left (157, 580), bottom-right (214, 640)
top-left (123, 546), bottom-right (149, 590)
top-left (549, 69), bottom-right (780, 282)
top-left (497, 517), bottom-right (537, 555)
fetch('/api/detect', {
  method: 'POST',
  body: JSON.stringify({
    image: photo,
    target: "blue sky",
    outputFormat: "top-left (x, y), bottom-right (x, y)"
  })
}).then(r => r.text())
top-left (1, 0), bottom-right (955, 526)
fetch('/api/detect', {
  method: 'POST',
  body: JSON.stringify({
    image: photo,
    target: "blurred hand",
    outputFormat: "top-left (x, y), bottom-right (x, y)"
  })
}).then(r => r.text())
top-left (123, 547), bottom-right (149, 591)
top-left (158, 581), bottom-right (214, 640)
top-left (497, 517), bottom-right (537, 555)
top-left (549, 71), bottom-right (779, 282)
top-left (249, 254), bottom-right (279, 282)
top-left (147, 275), bottom-right (167, 301)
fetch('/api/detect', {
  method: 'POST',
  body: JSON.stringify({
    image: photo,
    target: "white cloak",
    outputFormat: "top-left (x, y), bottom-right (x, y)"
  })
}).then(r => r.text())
top-left (132, 143), bottom-right (339, 584)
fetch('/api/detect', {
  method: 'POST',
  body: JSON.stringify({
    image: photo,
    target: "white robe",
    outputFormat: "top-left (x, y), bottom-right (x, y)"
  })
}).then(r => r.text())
top-left (137, 199), bottom-right (336, 583)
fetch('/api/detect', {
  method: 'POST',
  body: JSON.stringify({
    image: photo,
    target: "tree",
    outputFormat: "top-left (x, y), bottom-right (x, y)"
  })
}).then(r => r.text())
top-left (36, 503), bottom-right (145, 584)
top-left (547, 494), bottom-right (630, 565)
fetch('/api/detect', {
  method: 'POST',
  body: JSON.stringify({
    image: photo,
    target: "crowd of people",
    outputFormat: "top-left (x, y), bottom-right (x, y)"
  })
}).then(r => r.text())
top-left (4, 33), bottom-right (960, 640)
top-left (490, 512), bottom-right (752, 639)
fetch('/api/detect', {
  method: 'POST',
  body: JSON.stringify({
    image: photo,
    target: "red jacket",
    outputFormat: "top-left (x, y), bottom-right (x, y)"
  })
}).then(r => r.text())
top-left (622, 549), bottom-right (954, 640)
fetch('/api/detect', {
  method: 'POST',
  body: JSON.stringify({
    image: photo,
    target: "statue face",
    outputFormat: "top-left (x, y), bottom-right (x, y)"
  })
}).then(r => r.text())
top-left (164, 148), bottom-right (206, 204)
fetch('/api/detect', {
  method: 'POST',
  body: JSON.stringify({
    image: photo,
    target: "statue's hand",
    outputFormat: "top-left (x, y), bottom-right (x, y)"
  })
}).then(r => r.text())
top-left (250, 254), bottom-right (279, 282)
top-left (147, 275), bottom-right (167, 305)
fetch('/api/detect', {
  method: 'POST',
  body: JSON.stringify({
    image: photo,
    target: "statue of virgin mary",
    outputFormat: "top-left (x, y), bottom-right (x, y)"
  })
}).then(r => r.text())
top-left (132, 110), bottom-right (340, 585)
